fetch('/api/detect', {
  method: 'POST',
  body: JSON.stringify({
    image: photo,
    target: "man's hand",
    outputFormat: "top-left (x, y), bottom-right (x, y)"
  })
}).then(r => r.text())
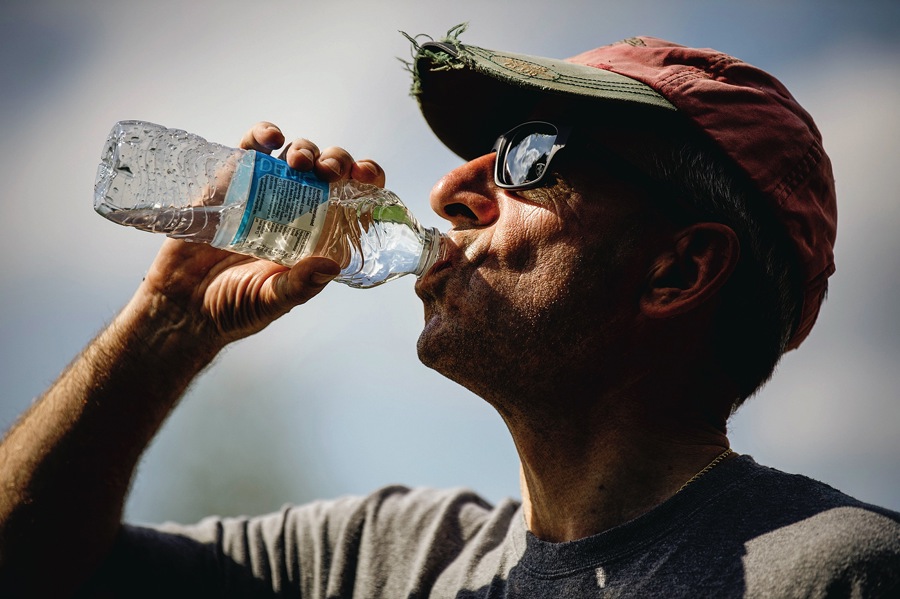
top-left (136, 121), bottom-right (387, 347)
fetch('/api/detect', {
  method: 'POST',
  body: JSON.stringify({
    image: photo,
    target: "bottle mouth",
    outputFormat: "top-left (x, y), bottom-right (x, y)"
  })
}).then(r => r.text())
top-left (415, 227), bottom-right (448, 278)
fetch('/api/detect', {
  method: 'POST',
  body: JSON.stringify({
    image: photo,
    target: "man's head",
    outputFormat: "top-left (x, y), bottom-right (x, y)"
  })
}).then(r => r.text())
top-left (410, 30), bottom-right (837, 413)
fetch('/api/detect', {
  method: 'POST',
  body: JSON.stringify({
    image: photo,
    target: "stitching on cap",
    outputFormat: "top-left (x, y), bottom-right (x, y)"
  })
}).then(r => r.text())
top-left (707, 53), bottom-right (741, 76)
top-left (469, 46), bottom-right (666, 99)
top-left (558, 74), bottom-right (669, 98)
top-left (657, 67), bottom-right (707, 95)
top-left (773, 142), bottom-right (823, 205)
top-left (467, 46), bottom-right (669, 102)
top-left (619, 37), bottom-right (647, 47)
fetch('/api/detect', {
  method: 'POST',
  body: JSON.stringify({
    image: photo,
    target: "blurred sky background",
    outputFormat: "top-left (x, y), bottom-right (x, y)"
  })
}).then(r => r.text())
top-left (1, 0), bottom-right (898, 524)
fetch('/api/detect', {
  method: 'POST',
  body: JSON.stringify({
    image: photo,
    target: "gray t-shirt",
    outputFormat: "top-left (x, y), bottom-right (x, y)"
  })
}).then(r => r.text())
top-left (85, 456), bottom-right (900, 597)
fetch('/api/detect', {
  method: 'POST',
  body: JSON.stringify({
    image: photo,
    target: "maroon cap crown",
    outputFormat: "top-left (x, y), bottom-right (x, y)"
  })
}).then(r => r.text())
top-left (566, 37), bottom-right (837, 349)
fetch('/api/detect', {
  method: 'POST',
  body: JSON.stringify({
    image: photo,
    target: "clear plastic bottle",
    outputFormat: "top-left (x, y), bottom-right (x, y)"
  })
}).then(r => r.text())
top-left (94, 120), bottom-right (446, 288)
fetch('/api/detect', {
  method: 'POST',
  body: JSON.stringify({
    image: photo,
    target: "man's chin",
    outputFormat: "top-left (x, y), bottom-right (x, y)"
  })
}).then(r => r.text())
top-left (415, 316), bottom-right (443, 369)
top-left (415, 314), bottom-right (466, 378)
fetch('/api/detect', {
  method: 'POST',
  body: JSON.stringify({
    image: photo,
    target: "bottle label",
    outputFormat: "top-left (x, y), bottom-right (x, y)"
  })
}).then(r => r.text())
top-left (229, 152), bottom-right (330, 263)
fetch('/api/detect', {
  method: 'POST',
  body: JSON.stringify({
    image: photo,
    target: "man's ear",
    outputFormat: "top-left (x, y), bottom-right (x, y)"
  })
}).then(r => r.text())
top-left (640, 223), bottom-right (740, 318)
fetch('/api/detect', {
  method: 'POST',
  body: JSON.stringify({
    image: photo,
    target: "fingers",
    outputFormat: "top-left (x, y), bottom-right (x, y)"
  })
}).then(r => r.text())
top-left (239, 122), bottom-right (285, 153)
top-left (240, 121), bottom-right (388, 187)
top-left (279, 137), bottom-right (386, 187)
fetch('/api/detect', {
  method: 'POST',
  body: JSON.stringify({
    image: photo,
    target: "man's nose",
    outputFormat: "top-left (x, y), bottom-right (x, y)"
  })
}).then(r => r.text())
top-left (430, 153), bottom-right (501, 228)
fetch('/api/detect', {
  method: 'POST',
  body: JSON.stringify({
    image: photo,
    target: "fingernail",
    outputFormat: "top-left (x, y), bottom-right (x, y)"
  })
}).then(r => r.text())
top-left (311, 271), bottom-right (338, 285)
top-left (298, 148), bottom-right (315, 164)
top-left (321, 157), bottom-right (343, 178)
top-left (360, 161), bottom-right (381, 179)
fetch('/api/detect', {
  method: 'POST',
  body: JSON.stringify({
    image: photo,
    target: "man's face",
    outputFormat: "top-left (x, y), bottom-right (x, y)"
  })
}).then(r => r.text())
top-left (414, 130), bottom-right (668, 405)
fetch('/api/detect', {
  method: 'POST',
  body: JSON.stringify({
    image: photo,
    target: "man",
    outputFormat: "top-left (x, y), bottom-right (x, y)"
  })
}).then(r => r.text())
top-left (2, 29), bottom-right (899, 597)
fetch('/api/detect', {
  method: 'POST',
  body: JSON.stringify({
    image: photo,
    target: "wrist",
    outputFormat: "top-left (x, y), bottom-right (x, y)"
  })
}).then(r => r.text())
top-left (117, 284), bottom-right (225, 372)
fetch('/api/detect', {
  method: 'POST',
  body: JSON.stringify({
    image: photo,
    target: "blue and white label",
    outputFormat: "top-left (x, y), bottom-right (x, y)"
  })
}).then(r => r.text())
top-left (229, 152), bottom-right (330, 264)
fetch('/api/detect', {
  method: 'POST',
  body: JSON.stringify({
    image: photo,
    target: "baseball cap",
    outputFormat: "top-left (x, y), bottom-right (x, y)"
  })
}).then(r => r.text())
top-left (410, 30), bottom-right (837, 351)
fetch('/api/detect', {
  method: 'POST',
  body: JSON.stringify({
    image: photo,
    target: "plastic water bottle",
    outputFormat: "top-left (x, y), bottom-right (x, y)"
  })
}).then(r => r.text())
top-left (94, 120), bottom-right (446, 288)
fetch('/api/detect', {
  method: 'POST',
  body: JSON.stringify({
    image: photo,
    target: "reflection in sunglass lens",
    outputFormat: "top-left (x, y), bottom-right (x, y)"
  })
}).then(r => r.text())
top-left (494, 122), bottom-right (568, 190)
top-left (504, 132), bottom-right (557, 187)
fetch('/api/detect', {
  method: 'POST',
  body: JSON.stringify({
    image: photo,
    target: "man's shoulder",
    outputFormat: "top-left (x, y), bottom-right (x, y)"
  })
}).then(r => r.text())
top-left (730, 456), bottom-right (900, 522)
top-left (709, 456), bottom-right (900, 596)
top-left (685, 455), bottom-right (900, 569)
top-left (739, 503), bottom-right (900, 596)
top-left (743, 503), bottom-right (900, 555)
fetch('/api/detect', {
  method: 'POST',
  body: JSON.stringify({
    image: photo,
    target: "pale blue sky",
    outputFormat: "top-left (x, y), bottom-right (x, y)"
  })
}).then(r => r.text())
top-left (1, 0), bottom-right (898, 523)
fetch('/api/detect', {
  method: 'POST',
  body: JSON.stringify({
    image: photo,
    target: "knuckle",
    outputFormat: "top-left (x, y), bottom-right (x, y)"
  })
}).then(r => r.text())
top-left (321, 146), bottom-right (352, 161)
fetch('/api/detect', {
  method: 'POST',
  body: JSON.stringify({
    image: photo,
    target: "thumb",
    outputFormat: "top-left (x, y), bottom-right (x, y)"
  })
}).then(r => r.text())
top-left (274, 257), bottom-right (341, 305)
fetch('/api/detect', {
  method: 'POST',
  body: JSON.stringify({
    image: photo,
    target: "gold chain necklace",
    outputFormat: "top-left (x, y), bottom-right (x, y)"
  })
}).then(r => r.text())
top-left (677, 448), bottom-right (734, 493)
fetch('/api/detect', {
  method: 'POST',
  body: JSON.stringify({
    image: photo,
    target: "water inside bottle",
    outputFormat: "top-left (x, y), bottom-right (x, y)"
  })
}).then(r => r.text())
top-left (314, 201), bottom-right (430, 288)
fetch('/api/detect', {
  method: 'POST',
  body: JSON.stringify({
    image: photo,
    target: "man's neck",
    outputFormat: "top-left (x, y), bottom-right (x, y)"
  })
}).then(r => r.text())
top-left (508, 395), bottom-right (731, 543)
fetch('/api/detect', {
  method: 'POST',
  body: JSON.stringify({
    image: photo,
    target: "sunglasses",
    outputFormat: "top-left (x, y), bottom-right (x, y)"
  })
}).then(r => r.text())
top-left (492, 121), bottom-right (571, 190)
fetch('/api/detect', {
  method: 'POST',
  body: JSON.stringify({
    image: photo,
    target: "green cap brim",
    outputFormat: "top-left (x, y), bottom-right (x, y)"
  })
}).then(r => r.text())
top-left (413, 40), bottom-right (676, 160)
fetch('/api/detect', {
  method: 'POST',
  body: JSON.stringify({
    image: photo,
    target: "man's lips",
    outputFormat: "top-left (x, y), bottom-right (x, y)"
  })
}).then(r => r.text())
top-left (427, 255), bottom-right (453, 277)
top-left (418, 253), bottom-right (452, 289)
top-left (416, 237), bottom-right (460, 296)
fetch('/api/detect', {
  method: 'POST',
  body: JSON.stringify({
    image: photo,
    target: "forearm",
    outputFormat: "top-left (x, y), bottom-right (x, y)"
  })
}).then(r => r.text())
top-left (0, 287), bottom-right (223, 596)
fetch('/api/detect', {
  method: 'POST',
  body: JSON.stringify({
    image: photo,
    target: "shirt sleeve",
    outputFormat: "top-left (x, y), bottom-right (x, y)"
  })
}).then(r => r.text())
top-left (77, 485), bottom-right (508, 598)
